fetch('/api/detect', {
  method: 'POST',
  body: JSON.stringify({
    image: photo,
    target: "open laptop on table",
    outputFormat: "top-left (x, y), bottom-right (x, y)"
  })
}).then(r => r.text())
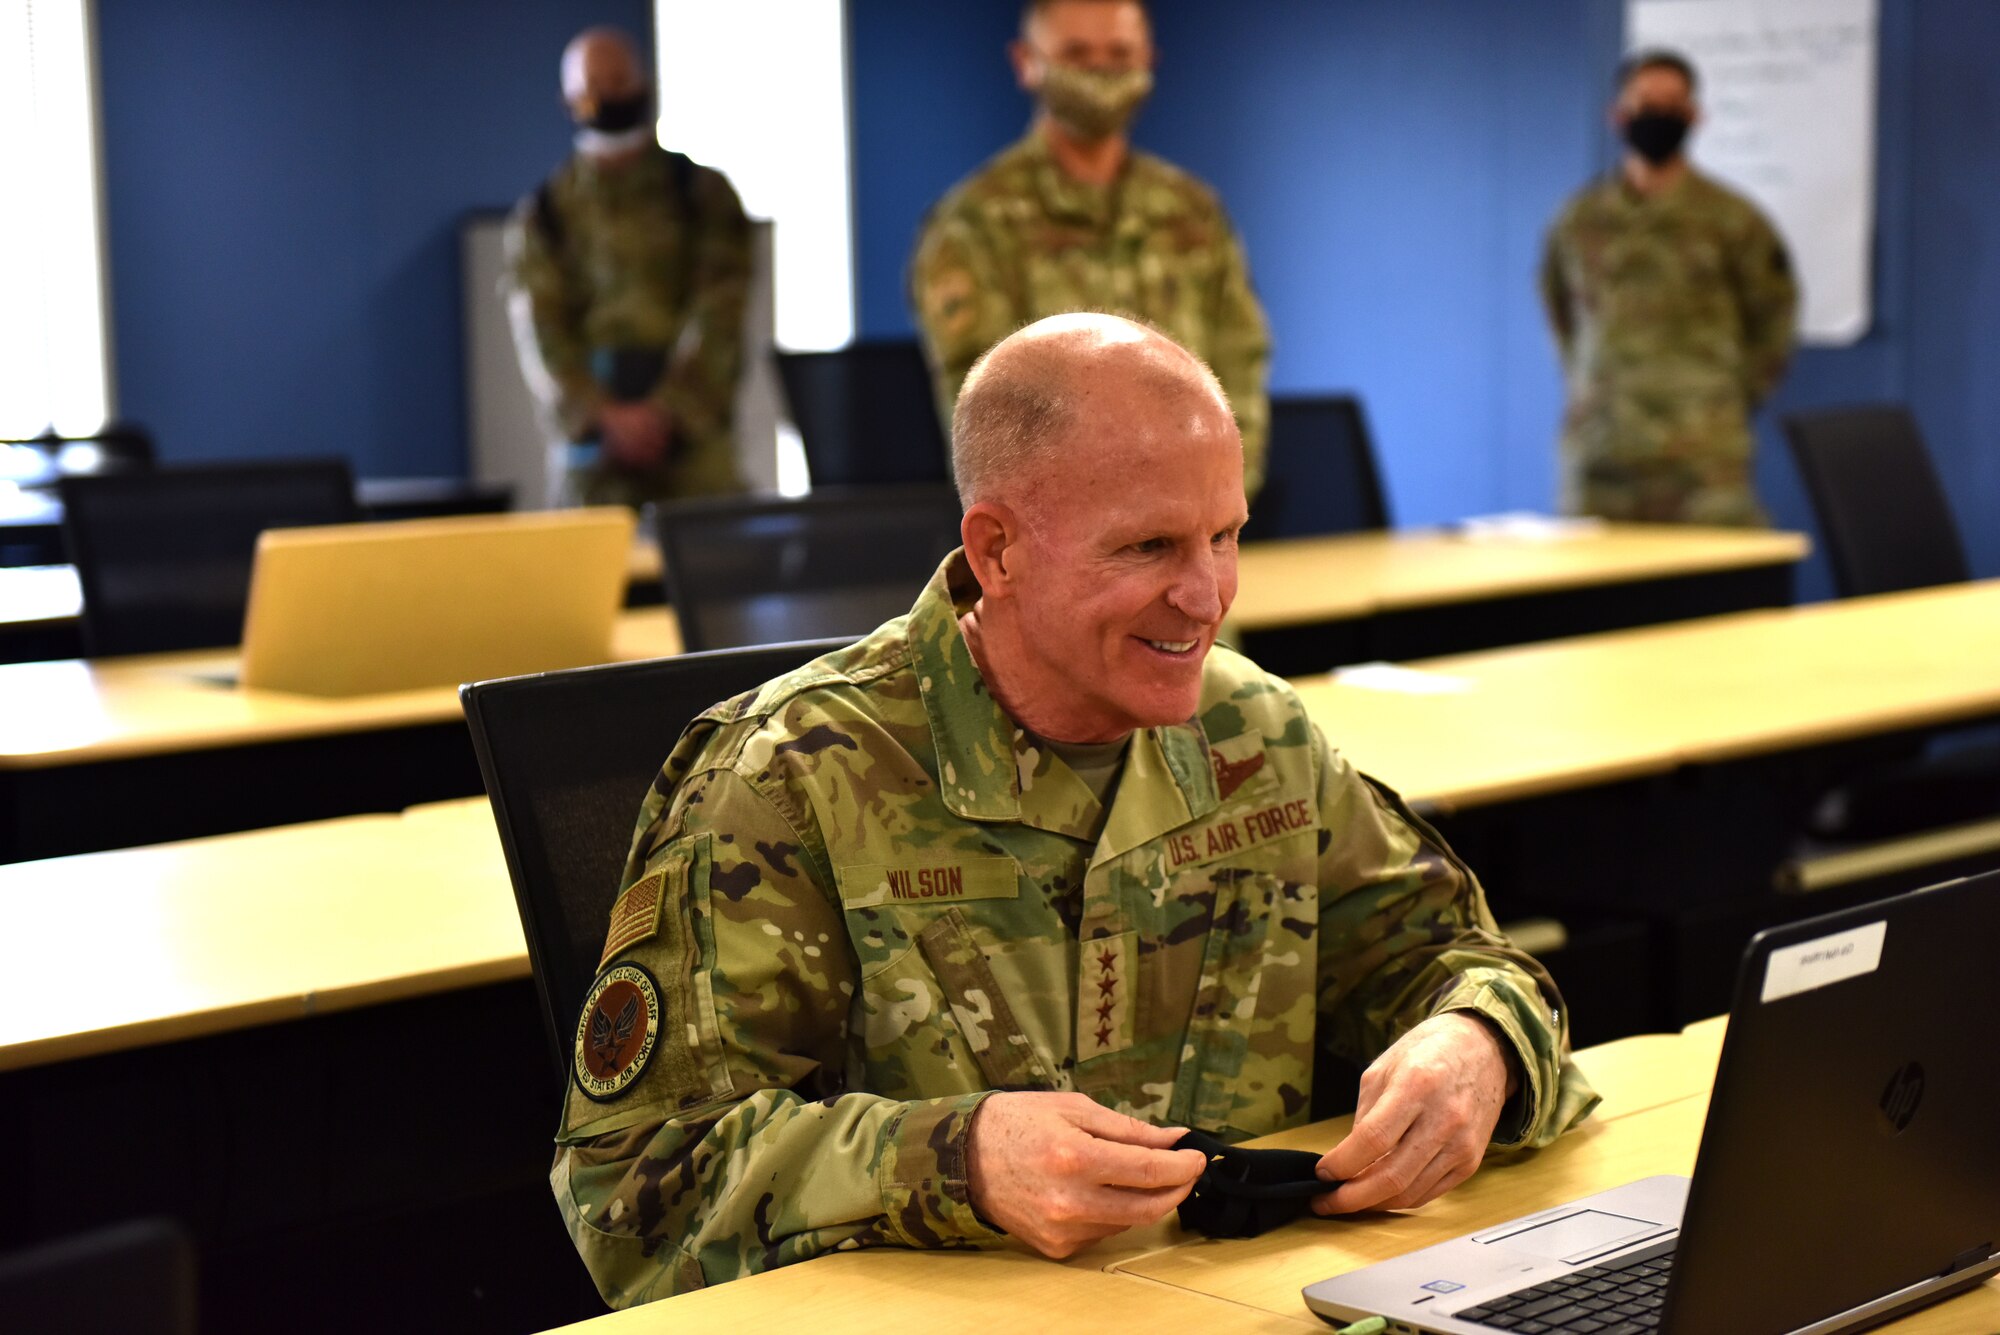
top-left (233, 507), bottom-right (636, 696)
top-left (1305, 870), bottom-right (2000, 1334)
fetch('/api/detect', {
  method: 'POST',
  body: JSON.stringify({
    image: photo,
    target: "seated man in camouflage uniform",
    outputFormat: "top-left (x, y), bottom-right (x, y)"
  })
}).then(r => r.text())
top-left (554, 314), bottom-right (1598, 1305)
top-left (909, 0), bottom-right (1270, 495)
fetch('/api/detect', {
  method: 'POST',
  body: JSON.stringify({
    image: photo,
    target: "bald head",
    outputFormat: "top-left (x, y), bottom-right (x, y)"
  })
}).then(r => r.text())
top-left (952, 313), bottom-right (1234, 509)
top-left (561, 27), bottom-right (647, 114)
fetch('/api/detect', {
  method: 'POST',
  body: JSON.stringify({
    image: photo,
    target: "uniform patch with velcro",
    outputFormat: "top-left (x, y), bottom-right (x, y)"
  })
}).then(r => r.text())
top-left (573, 963), bottom-right (661, 1102)
top-left (598, 869), bottom-right (666, 969)
top-left (834, 856), bottom-right (1020, 909)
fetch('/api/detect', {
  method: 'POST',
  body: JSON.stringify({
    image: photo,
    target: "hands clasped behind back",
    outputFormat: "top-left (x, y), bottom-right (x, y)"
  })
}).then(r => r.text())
top-left (965, 1092), bottom-right (1207, 1258)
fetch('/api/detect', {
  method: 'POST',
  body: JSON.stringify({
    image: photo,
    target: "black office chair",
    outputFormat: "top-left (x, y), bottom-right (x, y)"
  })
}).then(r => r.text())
top-left (775, 340), bottom-right (951, 486)
top-left (1247, 394), bottom-right (1391, 539)
top-left (654, 485), bottom-right (963, 652)
top-left (60, 458), bottom-right (359, 656)
top-left (1781, 405), bottom-right (1970, 597)
top-left (1782, 406), bottom-right (1999, 840)
top-left (462, 638), bottom-right (849, 1070)
top-left (0, 1218), bottom-right (197, 1335)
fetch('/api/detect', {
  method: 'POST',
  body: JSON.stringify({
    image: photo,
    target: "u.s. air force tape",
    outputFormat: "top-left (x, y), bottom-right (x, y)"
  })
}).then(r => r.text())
top-left (573, 962), bottom-right (661, 1102)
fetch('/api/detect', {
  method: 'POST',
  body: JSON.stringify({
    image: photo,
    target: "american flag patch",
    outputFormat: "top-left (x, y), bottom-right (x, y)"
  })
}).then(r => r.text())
top-left (598, 869), bottom-right (665, 969)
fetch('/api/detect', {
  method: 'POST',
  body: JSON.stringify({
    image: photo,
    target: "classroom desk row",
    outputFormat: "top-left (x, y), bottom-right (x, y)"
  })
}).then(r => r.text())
top-left (541, 1012), bottom-right (1996, 1335)
top-left (6, 580), bottom-right (2000, 1072)
top-left (0, 521), bottom-right (1803, 668)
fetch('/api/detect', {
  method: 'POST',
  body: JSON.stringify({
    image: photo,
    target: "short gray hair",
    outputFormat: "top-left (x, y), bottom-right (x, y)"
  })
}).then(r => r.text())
top-left (950, 312), bottom-right (1230, 508)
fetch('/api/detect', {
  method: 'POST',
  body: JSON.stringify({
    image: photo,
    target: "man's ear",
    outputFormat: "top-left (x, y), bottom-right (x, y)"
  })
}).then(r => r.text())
top-left (960, 501), bottom-right (1021, 601)
top-left (1008, 38), bottom-right (1038, 93)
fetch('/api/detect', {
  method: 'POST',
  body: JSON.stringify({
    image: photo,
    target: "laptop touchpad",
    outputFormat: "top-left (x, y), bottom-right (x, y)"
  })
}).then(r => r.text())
top-left (1481, 1210), bottom-right (1659, 1261)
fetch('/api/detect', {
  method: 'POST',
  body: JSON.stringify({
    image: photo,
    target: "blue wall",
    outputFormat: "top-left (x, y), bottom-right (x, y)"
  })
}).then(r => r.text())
top-left (848, 0), bottom-right (2000, 592)
top-left (97, 0), bottom-right (649, 478)
top-left (97, 2), bottom-right (1998, 584)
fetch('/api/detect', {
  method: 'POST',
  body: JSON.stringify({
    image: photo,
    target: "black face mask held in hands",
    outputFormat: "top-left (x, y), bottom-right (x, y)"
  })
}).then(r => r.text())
top-left (1173, 1129), bottom-right (1338, 1239)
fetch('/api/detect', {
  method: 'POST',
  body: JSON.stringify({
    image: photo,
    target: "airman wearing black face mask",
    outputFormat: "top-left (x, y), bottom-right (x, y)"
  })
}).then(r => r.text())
top-left (1538, 49), bottom-right (1799, 527)
top-left (501, 26), bottom-right (753, 509)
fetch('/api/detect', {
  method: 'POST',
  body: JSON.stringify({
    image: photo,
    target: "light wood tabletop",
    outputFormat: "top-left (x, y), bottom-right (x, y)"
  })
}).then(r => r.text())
top-left (1108, 1091), bottom-right (1998, 1333)
top-left (541, 1245), bottom-right (1314, 1334)
top-left (1229, 524), bottom-right (1809, 632)
top-left (0, 606), bottom-right (681, 769)
top-left (0, 563), bottom-right (81, 629)
top-left (1296, 579), bottom-right (2000, 810)
top-left (0, 797), bottom-right (519, 1071)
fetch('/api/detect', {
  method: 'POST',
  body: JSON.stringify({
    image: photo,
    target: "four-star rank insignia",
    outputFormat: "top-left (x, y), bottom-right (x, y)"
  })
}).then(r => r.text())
top-left (573, 962), bottom-right (661, 1102)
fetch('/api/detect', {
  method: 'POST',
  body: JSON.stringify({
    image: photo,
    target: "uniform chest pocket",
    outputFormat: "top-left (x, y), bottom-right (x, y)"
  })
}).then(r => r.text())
top-left (1167, 837), bottom-right (1318, 1138)
top-left (834, 858), bottom-right (1056, 1095)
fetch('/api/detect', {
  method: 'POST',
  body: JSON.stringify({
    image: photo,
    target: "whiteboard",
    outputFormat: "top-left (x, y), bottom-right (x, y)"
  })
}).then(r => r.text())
top-left (1626, 0), bottom-right (1878, 345)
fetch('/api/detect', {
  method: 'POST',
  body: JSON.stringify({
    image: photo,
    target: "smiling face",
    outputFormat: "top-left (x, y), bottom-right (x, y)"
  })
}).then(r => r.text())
top-left (966, 346), bottom-right (1245, 744)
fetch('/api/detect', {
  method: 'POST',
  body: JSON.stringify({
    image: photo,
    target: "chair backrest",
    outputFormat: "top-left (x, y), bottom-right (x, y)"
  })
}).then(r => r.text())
top-left (1781, 405), bottom-right (1970, 597)
top-left (462, 638), bottom-right (850, 1071)
top-left (60, 458), bottom-right (359, 656)
top-left (0, 1218), bottom-right (196, 1335)
top-left (775, 340), bottom-right (950, 487)
top-left (1247, 394), bottom-right (1391, 540)
top-left (656, 485), bottom-right (962, 652)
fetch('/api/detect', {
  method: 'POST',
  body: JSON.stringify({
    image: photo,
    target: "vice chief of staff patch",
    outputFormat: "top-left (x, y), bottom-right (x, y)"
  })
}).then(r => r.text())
top-left (574, 962), bottom-right (661, 1101)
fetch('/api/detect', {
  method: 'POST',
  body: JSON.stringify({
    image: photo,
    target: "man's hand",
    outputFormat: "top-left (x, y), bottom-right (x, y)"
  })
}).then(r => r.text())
top-left (1312, 1012), bottom-right (1518, 1215)
top-left (598, 401), bottom-right (672, 469)
top-left (965, 1092), bottom-right (1207, 1259)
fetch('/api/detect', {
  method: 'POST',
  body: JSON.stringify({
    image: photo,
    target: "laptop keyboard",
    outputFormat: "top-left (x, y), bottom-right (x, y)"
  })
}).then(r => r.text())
top-left (1451, 1238), bottom-right (1676, 1333)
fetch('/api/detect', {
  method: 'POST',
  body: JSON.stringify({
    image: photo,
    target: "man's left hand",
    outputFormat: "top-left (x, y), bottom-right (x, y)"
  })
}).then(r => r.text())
top-left (1311, 1012), bottom-right (1517, 1214)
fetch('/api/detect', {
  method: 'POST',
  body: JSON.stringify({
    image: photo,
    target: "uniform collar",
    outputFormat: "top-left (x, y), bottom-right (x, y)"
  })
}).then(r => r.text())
top-left (909, 550), bottom-right (1220, 845)
top-left (1017, 127), bottom-right (1144, 230)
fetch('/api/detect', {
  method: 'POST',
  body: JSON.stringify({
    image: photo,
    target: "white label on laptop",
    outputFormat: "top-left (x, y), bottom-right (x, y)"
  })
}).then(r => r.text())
top-left (1760, 920), bottom-right (1886, 1003)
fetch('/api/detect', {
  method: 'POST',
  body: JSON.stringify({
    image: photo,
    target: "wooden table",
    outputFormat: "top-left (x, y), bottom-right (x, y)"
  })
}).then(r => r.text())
top-left (1297, 580), bottom-right (2000, 811)
top-left (0, 608), bottom-right (681, 860)
top-left (536, 1021), bottom-right (1993, 1333)
top-left (0, 798), bottom-right (517, 1072)
top-left (1232, 524), bottom-right (1808, 674)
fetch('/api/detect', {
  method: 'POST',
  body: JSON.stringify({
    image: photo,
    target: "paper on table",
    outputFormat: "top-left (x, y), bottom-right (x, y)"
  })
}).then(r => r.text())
top-left (1455, 512), bottom-right (1606, 542)
top-left (1331, 661), bottom-right (1473, 695)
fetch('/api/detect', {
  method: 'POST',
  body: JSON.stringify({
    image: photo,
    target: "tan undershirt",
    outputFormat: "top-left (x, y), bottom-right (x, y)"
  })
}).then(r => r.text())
top-left (1041, 733), bottom-right (1132, 811)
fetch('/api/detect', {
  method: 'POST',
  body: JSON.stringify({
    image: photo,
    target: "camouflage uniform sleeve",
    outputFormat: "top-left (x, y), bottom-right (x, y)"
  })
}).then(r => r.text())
top-left (1203, 202), bottom-right (1273, 500)
top-left (552, 760), bottom-right (1003, 1308)
top-left (1727, 204), bottom-right (1799, 406)
top-left (1538, 220), bottom-right (1576, 366)
top-left (1310, 726), bottom-right (1599, 1150)
top-left (908, 207), bottom-right (1017, 442)
top-left (657, 168), bottom-right (753, 446)
top-left (500, 194), bottom-right (603, 441)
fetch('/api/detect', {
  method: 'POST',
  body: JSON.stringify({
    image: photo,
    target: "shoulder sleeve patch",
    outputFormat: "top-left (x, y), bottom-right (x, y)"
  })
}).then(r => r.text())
top-left (599, 869), bottom-right (667, 970)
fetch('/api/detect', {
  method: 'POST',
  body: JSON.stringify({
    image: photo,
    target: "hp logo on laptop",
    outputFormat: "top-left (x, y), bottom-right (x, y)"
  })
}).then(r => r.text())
top-left (1879, 1061), bottom-right (1925, 1134)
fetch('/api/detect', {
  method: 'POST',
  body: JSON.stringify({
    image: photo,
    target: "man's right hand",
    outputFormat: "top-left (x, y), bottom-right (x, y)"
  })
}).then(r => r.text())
top-left (964, 1092), bottom-right (1206, 1259)
top-left (597, 401), bottom-right (671, 470)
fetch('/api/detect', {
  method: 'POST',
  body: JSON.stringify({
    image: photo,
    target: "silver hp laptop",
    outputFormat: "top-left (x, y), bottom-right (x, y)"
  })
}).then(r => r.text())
top-left (1305, 870), bottom-right (2000, 1334)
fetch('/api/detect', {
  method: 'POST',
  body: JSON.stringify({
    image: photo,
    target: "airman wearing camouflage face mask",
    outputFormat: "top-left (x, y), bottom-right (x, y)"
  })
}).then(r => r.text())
top-left (551, 314), bottom-right (1597, 1307)
top-left (908, 0), bottom-right (1271, 497)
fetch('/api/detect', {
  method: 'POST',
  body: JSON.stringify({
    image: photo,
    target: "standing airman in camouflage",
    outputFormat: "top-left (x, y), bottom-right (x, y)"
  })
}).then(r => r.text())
top-left (1540, 49), bottom-right (1798, 526)
top-left (908, 0), bottom-right (1271, 496)
top-left (503, 27), bottom-right (751, 509)
top-left (552, 313), bottom-right (1597, 1305)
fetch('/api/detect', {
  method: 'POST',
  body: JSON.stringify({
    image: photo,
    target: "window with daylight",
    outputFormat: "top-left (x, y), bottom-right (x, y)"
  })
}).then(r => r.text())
top-left (655, 0), bottom-right (853, 494)
top-left (0, 0), bottom-right (113, 448)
